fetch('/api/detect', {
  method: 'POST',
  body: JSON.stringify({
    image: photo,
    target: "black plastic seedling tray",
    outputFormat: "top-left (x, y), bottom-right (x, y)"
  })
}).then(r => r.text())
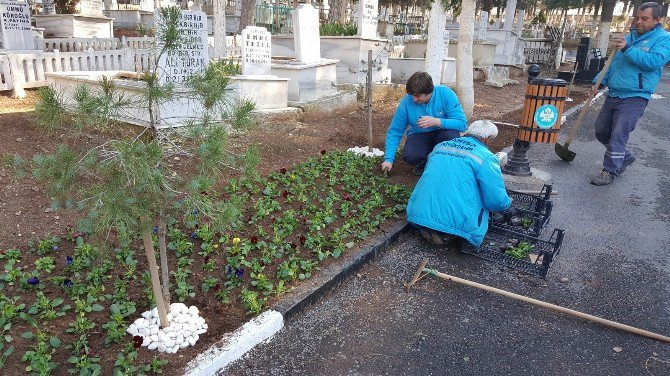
top-left (490, 184), bottom-right (553, 238)
top-left (462, 227), bottom-right (565, 278)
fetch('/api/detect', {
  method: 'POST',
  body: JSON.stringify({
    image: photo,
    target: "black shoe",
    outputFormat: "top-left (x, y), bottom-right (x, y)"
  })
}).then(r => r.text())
top-left (616, 156), bottom-right (636, 175)
top-left (590, 170), bottom-right (615, 186)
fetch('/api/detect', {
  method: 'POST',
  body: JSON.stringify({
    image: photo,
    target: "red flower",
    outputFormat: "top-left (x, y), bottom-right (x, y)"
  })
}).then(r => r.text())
top-left (270, 217), bottom-right (276, 223)
top-left (204, 256), bottom-right (210, 263)
top-left (214, 283), bottom-right (221, 291)
top-left (290, 242), bottom-right (297, 249)
top-left (299, 235), bottom-right (306, 245)
top-left (321, 150), bottom-right (327, 155)
top-left (250, 236), bottom-right (258, 244)
top-left (282, 190), bottom-right (289, 198)
top-left (280, 167), bottom-right (287, 174)
top-left (132, 335), bottom-right (143, 349)
top-left (343, 194), bottom-right (351, 201)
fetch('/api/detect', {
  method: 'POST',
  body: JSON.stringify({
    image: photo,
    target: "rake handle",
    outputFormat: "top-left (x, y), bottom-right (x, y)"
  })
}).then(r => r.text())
top-left (564, 46), bottom-right (617, 147)
top-left (425, 267), bottom-right (670, 344)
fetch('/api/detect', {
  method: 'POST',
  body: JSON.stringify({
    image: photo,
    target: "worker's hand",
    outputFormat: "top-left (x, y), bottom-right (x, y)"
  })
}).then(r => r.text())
top-left (418, 116), bottom-right (441, 129)
top-left (613, 38), bottom-right (627, 50)
top-left (590, 85), bottom-right (601, 96)
top-left (381, 161), bottom-right (393, 173)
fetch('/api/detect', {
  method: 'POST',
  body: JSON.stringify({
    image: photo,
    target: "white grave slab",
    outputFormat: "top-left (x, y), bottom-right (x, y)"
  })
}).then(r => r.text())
top-left (241, 26), bottom-right (271, 76)
top-left (292, 4), bottom-right (320, 63)
top-left (79, 0), bottom-right (104, 17)
top-left (356, 0), bottom-right (378, 38)
top-left (156, 10), bottom-right (209, 84)
top-left (0, 0), bottom-right (34, 50)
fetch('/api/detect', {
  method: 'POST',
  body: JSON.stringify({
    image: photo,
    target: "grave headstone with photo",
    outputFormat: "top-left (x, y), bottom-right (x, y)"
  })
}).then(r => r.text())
top-left (42, 0), bottom-right (56, 15)
top-left (356, 0), bottom-right (378, 38)
top-left (241, 26), bottom-right (271, 75)
top-left (293, 4), bottom-right (320, 63)
top-left (0, 0), bottom-right (35, 50)
top-left (156, 10), bottom-right (209, 84)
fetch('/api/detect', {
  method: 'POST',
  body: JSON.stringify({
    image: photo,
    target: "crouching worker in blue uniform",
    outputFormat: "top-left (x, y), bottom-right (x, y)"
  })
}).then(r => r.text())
top-left (406, 120), bottom-right (512, 248)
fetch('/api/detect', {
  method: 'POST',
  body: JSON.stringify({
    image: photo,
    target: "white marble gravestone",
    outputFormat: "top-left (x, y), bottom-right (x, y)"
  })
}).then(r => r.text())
top-left (0, 0), bottom-right (34, 50)
top-left (156, 10), bottom-right (209, 85)
top-left (356, 0), bottom-right (378, 38)
top-left (79, 0), bottom-right (104, 17)
top-left (140, 0), bottom-right (154, 12)
top-left (292, 4), bottom-right (320, 63)
top-left (241, 26), bottom-right (271, 76)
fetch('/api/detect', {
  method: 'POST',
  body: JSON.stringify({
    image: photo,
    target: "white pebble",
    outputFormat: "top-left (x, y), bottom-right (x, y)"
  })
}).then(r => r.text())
top-left (150, 334), bottom-right (158, 342)
top-left (188, 306), bottom-right (199, 315)
top-left (150, 327), bottom-right (159, 335)
top-left (158, 344), bottom-right (167, 352)
top-left (171, 344), bottom-right (179, 353)
top-left (196, 329), bottom-right (207, 335)
top-left (187, 336), bottom-right (197, 346)
top-left (179, 341), bottom-right (189, 349)
top-left (142, 337), bottom-right (151, 347)
top-left (148, 342), bottom-right (159, 350)
top-left (164, 339), bottom-right (175, 348)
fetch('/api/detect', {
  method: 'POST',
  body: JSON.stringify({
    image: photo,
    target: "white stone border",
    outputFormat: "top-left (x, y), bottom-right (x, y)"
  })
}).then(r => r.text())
top-left (183, 310), bottom-right (284, 376)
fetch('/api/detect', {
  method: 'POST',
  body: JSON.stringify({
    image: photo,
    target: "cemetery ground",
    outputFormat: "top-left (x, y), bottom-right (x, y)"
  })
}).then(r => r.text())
top-left (0, 80), bottom-right (589, 374)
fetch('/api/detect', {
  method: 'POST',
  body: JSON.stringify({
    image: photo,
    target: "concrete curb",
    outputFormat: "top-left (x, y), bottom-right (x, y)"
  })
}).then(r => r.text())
top-left (184, 310), bottom-right (283, 376)
top-left (275, 220), bottom-right (411, 320)
top-left (185, 221), bottom-right (411, 375)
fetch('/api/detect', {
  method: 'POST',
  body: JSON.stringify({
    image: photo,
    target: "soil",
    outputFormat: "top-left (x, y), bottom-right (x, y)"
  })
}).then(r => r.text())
top-left (0, 78), bottom-right (591, 374)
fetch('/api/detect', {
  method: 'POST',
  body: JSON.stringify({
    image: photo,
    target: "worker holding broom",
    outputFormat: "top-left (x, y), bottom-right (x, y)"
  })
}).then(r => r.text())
top-left (406, 120), bottom-right (512, 247)
top-left (590, 2), bottom-right (670, 186)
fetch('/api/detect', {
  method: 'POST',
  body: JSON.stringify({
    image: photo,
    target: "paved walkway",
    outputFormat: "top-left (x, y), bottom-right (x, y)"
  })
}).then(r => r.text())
top-left (222, 69), bottom-right (670, 376)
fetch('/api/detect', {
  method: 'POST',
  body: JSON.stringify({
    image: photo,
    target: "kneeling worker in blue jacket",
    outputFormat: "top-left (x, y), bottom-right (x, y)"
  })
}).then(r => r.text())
top-left (406, 120), bottom-right (512, 247)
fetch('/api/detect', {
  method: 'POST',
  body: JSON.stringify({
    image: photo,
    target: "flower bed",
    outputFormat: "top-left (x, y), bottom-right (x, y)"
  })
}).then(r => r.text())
top-left (0, 150), bottom-right (410, 374)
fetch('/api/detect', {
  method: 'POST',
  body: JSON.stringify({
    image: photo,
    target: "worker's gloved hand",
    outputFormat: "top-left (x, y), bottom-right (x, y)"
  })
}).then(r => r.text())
top-left (491, 207), bottom-right (517, 224)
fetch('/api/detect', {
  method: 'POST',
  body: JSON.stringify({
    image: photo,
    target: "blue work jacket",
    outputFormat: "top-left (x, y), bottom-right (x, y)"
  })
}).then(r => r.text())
top-left (406, 136), bottom-right (511, 246)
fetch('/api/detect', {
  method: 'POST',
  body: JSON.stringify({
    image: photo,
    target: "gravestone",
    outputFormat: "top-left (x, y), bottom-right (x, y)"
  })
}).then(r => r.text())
top-left (292, 4), bottom-right (320, 63)
top-left (356, 0), bottom-right (378, 38)
top-left (0, 0), bottom-right (34, 50)
top-left (241, 26), bottom-right (271, 75)
top-left (156, 10), bottom-right (209, 84)
top-left (79, 0), bottom-right (104, 17)
top-left (42, 0), bottom-right (56, 15)
top-left (140, 0), bottom-right (154, 12)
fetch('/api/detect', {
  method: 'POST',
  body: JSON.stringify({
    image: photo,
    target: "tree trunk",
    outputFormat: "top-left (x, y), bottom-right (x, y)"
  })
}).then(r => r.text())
top-left (597, 0), bottom-right (616, 55)
top-left (158, 218), bottom-right (170, 309)
top-left (240, 0), bottom-right (256, 31)
top-left (328, 0), bottom-right (342, 23)
top-left (456, 0), bottom-right (475, 119)
top-left (425, 0), bottom-right (448, 85)
top-left (213, 0), bottom-right (226, 59)
top-left (142, 230), bottom-right (169, 328)
top-left (591, 0), bottom-right (601, 37)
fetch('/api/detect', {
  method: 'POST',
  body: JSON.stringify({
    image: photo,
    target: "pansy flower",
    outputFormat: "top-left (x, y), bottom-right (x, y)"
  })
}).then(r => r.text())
top-left (27, 277), bottom-right (40, 285)
top-left (132, 335), bottom-right (144, 349)
top-left (235, 268), bottom-right (244, 278)
top-left (66, 256), bottom-right (73, 266)
top-left (63, 278), bottom-right (73, 287)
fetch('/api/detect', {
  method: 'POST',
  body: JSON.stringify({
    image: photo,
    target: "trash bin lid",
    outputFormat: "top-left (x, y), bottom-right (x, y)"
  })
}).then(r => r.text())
top-left (530, 78), bottom-right (568, 86)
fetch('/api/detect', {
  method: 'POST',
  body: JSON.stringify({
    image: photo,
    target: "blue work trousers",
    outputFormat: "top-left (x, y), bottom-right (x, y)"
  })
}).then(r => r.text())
top-left (594, 96), bottom-right (648, 174)
top-left (403, 129), bottom-right (460, 167)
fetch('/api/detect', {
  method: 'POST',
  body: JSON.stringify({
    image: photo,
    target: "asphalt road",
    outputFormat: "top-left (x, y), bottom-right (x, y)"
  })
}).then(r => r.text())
top-left (222, 69), bottom-right (670, 376)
